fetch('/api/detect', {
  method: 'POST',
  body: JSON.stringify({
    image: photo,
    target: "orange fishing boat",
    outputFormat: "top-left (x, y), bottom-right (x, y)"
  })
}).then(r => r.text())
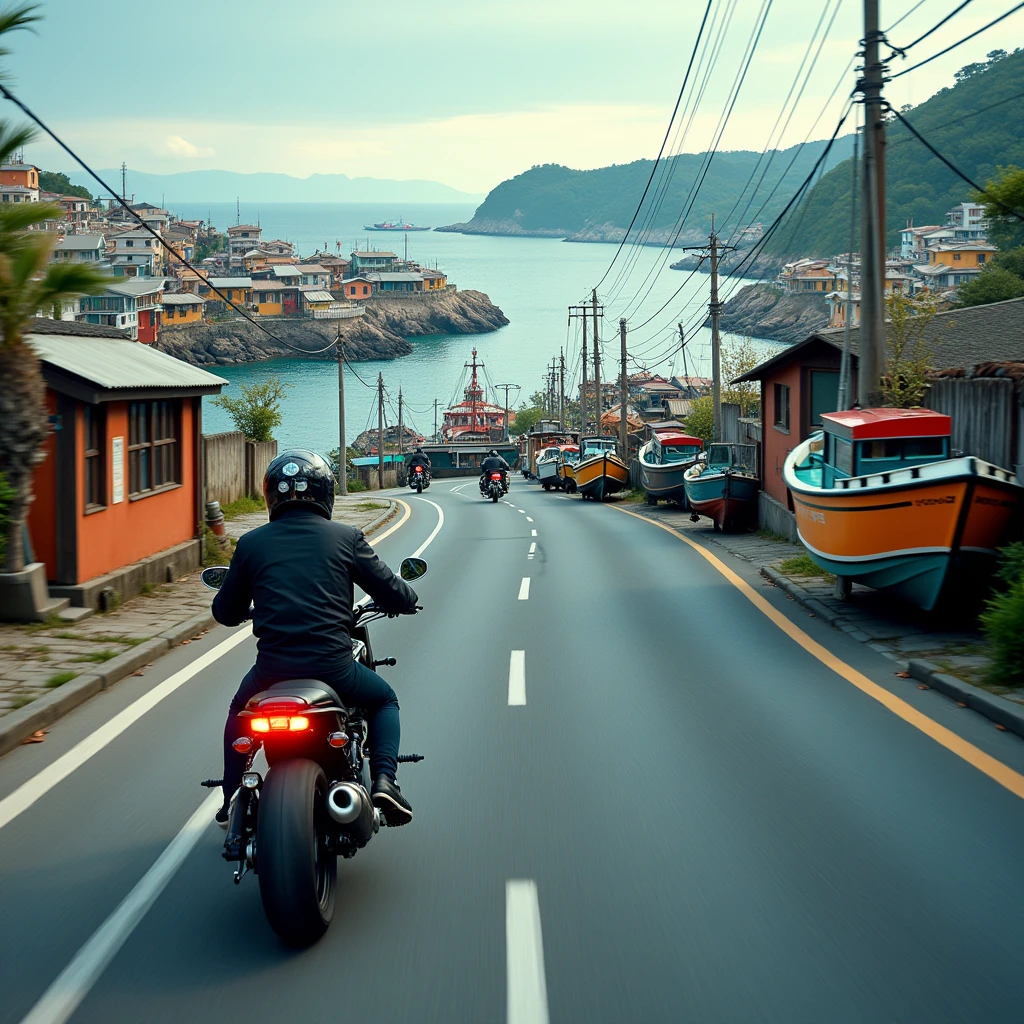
top-left (784, 408), bottom-right (1023, 610)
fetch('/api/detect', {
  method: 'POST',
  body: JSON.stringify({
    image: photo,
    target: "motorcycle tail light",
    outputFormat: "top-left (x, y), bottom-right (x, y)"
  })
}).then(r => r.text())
top-left (250, 715), bottom-right (310, 732)
top-left (251, 717), bottom-right (270, 733)
top-left (491, 473), bottom-right (502, 480)
top-left (327, 731), bottom-right (349, 748)
top-left (232, 736), bottom-right (253, 753)
top-left (415, 466), bottom-right (423, 473)
top-left (288, 716), bottom-right (310, 731)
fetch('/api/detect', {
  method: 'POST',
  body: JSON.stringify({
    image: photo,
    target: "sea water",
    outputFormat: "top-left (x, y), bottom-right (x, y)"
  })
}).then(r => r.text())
top-left (176, 202), bottom-right (774, 451)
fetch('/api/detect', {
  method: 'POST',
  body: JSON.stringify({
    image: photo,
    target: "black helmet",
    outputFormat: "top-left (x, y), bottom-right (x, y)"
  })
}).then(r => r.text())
top-left (415, 446), bottom-right (424, 453)
top-left (489, 449), bottom-right (498, 457)
top-left (264, 449), bottom-right (335, 521)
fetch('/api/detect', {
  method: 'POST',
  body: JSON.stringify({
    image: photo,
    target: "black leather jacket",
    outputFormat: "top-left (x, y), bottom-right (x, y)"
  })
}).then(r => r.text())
top-left (481, 455), bottom-right (509, 475)
top-left (212, 506), bottom-right (417, 671)
top-left (407, 452), bottom-right (431, 470)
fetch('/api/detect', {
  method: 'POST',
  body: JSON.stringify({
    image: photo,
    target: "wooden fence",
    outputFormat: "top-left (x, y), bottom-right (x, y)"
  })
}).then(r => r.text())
top-left (203, 432), bottom-right (278, 504)
top-left (926, 377), bottom-right (1018, 470)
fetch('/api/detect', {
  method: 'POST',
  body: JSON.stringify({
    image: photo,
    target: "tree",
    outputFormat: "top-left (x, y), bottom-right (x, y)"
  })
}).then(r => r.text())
top-left (955, 264), bottom-right (1024, 307)
top-left (975, 165), bottom-right (1024, 249)
top-left (38, 170), bottom-right (91, 200)
top-left (0, 7), bottom-right (111, 573)
top-left (195, 231), bottom-right (227, 262)
top-left (213, 378), bottom-right (290, 443)
top-left (721, 336), bottom-right (770, 416)
top-left (881, 294), bottom-right (943, 408)
top-left (684, 395), bottom-right (714, 444)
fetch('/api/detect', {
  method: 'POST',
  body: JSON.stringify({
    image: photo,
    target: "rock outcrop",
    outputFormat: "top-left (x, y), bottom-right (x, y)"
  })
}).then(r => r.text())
top-left (717, 284), bottom-right (829, 343)
top-left (153, 289), bottom-right (509, 367)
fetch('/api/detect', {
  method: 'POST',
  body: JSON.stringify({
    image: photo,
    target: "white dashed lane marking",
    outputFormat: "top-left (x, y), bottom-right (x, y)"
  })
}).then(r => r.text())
top-left (508, 651), bottom-right (527, 706)
top-left (518, 578), bottom-right (530, 600)
top-left (506, 879), bottom-right (549, 1024)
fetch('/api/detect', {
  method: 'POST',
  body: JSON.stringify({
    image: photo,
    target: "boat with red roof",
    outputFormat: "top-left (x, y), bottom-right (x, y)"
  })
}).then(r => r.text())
top-left (638, 422), bottom-right (704, 505)
top-left (784, 407), bottom-right (1024, 610)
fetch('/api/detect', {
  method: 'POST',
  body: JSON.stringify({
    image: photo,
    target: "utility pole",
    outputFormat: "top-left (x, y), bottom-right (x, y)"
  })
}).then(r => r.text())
top-left (397, 386), bottom-right (404, 457)
top-left (709, 224), bottom-right (723, 442)
top-left (592, 289), bottom-right (603, 432)
top-left (433, 398), bottom-right (440, 441)
top-left (678, 323), bottom-right (691, 390)
top-left (559, 349), bottom-right (566, 431)
top-left (494, 384), bottom-right (521, 441)
top-left (618, 318), bottom-right (629, 459)
top-left (337, 329), bottom-right (347, 495)
top-left (120, 162), bottom-right (127, 203)
top-left (568, 304), bottom-right (591, 434)
top-left (858, 0), bottom-right (886, 408)
top-left (377, 373), bottom-right (385, 490)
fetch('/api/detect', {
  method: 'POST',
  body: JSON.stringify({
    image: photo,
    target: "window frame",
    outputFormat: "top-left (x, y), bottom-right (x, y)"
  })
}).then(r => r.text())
top-left (127, 399), bottom-right (182, 499)
top-left (83, 404), bottom-right (107, 513)
top-left (773, 382), bottom-right (791, 433)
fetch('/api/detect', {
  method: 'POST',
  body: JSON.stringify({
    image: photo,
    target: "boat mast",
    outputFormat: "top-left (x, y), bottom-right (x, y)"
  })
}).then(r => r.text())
top-left (592, 289), bottom-right (602, 432)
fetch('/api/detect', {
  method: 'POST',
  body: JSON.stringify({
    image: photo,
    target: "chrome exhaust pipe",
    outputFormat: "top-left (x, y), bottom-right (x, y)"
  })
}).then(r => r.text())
top-left (326, 782), bottom-right (365, 824)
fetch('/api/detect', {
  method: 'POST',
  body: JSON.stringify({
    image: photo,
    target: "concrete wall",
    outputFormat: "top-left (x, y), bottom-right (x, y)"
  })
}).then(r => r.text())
top-left (203, 431), bottom-right (246, 505)
top-left (758, 490), bottom-right (799, 543)
top-left (246, 440), bottom-right (278, 497)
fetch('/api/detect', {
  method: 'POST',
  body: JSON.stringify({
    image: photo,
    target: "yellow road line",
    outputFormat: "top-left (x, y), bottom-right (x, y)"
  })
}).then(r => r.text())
top-left (369, 499), bottom-right (411, 543)
top-left (611, 504), bottom-right (1024, 801)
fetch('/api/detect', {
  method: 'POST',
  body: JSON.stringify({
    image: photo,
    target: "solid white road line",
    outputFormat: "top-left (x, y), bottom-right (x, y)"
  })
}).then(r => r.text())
top-left (518, 578), bottom-right (530, 601)
top-left (19, 792), bottom-right (221, 1024)
top-left (410, 496), bottom-right (445, 557)
top-left (506, 880), bottom-right (550, 1024)
top-left (0, 627), bottom-right (253, 833)
top-left (508, 651), bottom-right (526, 706)
top-left (531, 529), bottom-right (537, 537)
top-left (528, 542), bottom-right (537, 555)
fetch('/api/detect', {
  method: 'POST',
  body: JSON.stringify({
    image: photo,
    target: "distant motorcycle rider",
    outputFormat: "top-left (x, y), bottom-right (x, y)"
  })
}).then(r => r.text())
top-left (479, 449), bottom-right (509, 493)
top-left (211, 449), bottom-right (419, 840)
top-left (406, 446), bottom-right (431, 484)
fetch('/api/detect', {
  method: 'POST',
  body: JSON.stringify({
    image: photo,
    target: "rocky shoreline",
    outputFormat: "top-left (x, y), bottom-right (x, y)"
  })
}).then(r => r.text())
top-left (153, 289), bottom-right (509, 367)
top-left (717, 284), bottom-right (830, 343)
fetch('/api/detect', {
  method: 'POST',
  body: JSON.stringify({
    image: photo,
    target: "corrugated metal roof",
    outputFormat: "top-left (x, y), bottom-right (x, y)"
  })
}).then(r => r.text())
top-left (272, 265), bottom-right (302, 277)
top-left (28, 334), bottom-right (228, 390)
top-left (54, 234), bottom-right (104, 250)
top-left (302, 290), bottom-right (335, 302)
top-left (160, 293), bottom-right (206, 305)
top-left (207, 277), bottom-right (252, 288)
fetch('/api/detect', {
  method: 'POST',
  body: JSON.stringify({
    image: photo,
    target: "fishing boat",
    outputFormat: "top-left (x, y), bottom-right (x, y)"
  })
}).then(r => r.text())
top-left (535, 446), bottom-right (563, 489)
top-left (364, 219), bottom-right (431, 231)
top-left (523, 421), bottom-right (575, 479)
top-left (638, 428), bottom-right (704, 505)
top-left (573, 436), bottom-right (629, 501)
top-left (683, 443), bottom-right (759, 530)
top-left (557, 446), bottom-right (580, 492)
top-left (783, 408), bottom-right (1024, 610)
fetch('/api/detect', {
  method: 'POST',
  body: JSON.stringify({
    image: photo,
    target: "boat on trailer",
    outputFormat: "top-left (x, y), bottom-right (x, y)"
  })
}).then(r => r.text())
top-left (537, 444), bottom-right (578, 490)
top-left (783, 408), bottom-right (1024, 610)
top-left (683, 443), bottom-right (759, 530)
top-left (573, 436), bottom-right (629, 501)
top-left (639, 427), bottom-right (704, 505)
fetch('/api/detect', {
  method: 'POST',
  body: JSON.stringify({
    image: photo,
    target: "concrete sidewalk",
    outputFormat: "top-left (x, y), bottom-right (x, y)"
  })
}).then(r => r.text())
top-left (0, 496), bottom-right (395, 745)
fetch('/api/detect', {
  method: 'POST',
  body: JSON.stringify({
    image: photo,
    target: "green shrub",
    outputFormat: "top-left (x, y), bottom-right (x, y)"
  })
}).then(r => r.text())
top-left (212, 378), bottom-right (289, 443)
top-left (0, 471), bottom-right (15, 567)
top-left (347, 478), bottom-right (368, 493)
top-left (45, 671), bottom-right (77, 688)
top-left (981, 545), bottom-right (1024, 687)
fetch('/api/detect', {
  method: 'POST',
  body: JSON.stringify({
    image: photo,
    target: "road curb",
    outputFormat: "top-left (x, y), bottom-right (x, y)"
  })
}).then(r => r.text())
top-left (363, 498), bottom-right (397, 536)
top-left (907, 659), bottom-right (1024, 739)
top-left (0, 610), bottom-right (219, 759)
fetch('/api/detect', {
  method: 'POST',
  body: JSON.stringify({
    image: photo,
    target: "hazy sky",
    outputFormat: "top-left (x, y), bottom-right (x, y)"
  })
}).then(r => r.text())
top-left (5, 0), bottom-right (1022, 194)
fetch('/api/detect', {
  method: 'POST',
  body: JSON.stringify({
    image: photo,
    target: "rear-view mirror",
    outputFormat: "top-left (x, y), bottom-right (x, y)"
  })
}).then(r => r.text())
top-left (201, 566), bottom-right (230, 590)
top-left (400, 557), bottom-right (428, 582)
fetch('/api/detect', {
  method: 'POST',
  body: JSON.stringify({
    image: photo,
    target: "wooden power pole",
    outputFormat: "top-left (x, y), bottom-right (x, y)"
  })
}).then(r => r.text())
top-left (709, 226), bottom-right (723, 442)
top-left (377, 372), bottom-right (385, 490)
top-left (559, 348), bottom-right (566, 431)
top-left (858, 0), bottom-right (887, 409)
top-left (592, 289), bottom-right (603, 431)
top-left (569, 303), bottom-right (591, 434)
top-left (397, 386), bottom-right (404, 458)
top-left (618, 318), bottom-right (628, 460)
top-left (336, 329), bottom-right (347, 495)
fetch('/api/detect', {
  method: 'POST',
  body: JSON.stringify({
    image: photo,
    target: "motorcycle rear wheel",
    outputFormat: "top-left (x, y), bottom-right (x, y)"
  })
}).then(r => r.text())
top-left (257, 758), bottom-right (337, 947)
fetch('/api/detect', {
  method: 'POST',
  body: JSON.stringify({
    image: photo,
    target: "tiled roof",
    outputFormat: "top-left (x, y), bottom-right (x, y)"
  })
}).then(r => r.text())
top-left (734, 297), bottom-right (1024, 381)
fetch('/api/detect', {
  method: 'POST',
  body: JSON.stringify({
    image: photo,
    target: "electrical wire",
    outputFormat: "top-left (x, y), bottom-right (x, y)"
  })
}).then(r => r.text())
top-left (886, 0), bottom-right (931, 32)
top-left (900, 0), bottom-right (975, 50)
top-left (891, 2), bottom-right (1024, 78)
top-left (885, 103), bottom-right (1024, 219)
top-left (343, 356), bottom-right (375, 388)
top-left (0, 83), bottom-right (341, 357)
top-left (592, 0), bottom-right (713, 294)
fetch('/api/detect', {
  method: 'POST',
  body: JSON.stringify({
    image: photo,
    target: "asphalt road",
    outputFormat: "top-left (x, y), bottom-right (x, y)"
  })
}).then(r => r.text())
top-left (3, 479), bottom-right (1024, 1023)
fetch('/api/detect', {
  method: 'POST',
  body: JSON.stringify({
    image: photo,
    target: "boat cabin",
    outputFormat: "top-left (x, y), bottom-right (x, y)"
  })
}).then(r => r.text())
top-left (703, 443), bottom-right (758, 475)
top-left (808, 409), bottom-right (951, 488)
top-left (579, 435), bottom-right (619, 458)
top-left (650, 431), bottom-right (702, 465)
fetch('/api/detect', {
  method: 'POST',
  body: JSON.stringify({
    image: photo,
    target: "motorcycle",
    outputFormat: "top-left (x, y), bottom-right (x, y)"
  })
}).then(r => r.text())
top-left (482, 471), bottom-right (506, 502)
top-left (200, 555), bottom-right (427, 947)
top-left (409, 464), bottom-right (430, 493)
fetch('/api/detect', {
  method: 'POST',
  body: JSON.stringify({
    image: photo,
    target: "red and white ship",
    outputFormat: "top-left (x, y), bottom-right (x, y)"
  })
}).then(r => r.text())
top-left (441, 349), bottom-right (513, 442)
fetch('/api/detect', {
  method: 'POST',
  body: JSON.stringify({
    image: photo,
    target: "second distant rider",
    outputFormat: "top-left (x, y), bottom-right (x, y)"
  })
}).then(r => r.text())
top-left (406, 446), bottom-right (431, 486)
top-left (479, 449), bottom-right (509, 494)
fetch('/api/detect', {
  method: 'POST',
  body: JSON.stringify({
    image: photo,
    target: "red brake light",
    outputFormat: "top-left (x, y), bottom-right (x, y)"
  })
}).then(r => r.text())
top-left (415, 466), bottom-right (423, 473)
top-left (250, 715), bottom-right (309, 733)
top-left (232, 736), bottom-right (253, 752)
top-left (491, 472), bottom-right (502, 480)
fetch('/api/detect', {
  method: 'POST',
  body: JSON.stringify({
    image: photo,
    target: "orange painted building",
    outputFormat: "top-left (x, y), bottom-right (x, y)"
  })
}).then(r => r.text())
top-left (0, 161), bottom-right (40, 189)
top-left (342, 277), bottom-right (373, 300)
top-left (25, 322), bottom-right (226, 599)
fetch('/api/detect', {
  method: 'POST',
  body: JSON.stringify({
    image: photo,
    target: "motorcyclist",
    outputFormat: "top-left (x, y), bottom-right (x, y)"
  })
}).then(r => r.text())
top-left (479, 449), bottom-right (509, 493)
top-left (211, 449), bottom-right (418, 838)
top-left (406, 446), bottom-right (431, 484)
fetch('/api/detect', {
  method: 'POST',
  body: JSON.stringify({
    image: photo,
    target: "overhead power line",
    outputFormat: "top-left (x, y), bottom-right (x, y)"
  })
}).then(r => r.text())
top-left (885, 103), bottom-right (1024, 220)
top-left (899, 0), bottom-right (975, 50)
top-left (885, 0), bottom-right (931, 32)
top-left (0, 83), bottom-right (340, 357)
top-left (891, 2), bottom-right (1024, 78)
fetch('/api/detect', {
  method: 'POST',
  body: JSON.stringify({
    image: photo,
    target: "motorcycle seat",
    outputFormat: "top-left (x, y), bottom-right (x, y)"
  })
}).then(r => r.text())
top-left (245, 679), bottom-right (347, 713)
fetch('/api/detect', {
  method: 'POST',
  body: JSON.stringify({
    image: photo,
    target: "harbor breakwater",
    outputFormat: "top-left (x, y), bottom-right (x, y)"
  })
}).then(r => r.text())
top-left (155, 288), bottom-right (509, 367)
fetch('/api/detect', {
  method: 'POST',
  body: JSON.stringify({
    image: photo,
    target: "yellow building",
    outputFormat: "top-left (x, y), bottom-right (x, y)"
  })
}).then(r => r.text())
top-left (422, 268), bottom-right (448, 291)
top-left (161, 293), bottom-right (206, 325)
top-left (202, 277), bottom-right (252, 307)
top-left (927, 242), bottom-right (997, 268)
top-left (253, 281), bottom-right (285, 316)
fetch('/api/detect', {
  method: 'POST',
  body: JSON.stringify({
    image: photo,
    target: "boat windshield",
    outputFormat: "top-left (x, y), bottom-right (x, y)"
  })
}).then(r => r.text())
top-left (661, 444), bottom-right (701, 463)
top-left (707, 444), bottom-right (757, 474)
top-left (583, 440), bottom-right (617, 457)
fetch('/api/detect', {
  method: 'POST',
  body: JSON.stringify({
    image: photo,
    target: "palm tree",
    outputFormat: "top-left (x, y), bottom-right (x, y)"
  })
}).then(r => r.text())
top-left (0, 5), bottom-right (110, 572)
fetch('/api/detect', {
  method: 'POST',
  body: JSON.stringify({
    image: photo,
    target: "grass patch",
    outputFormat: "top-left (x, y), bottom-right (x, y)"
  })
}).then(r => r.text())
top-left (622, 488), bottom-right (648, 503)
top-left (140, 582), bottom-right (156, 597)
top-left (776, 554), bottom-right (837, 583)
top-left (220, 495), bottom-right (266, 520)
top-left (72, 649), bottom-right (117, 663)
top-left (14, 614), bottom-right (65, 634)
top-left (353, 502), bottom-right (387, 512)
top-left (757, 527), bottom-right (793, 544)
top-left (347, 478), bottom-right (368, 493)
top-left (45, 671), bottom-right (77, 688)
top-left (10, 694), bottom-right (35, 709)
top-left (50, 632), bottom-right (146, 646)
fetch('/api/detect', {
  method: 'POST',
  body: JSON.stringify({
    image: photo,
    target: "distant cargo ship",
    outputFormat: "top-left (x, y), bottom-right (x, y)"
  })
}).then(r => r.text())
top-left (364, 219), bottom-right (431, 231)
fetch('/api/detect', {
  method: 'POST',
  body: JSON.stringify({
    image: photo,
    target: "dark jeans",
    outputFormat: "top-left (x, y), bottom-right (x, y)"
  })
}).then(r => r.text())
top-left (222, 658), bottom-right (401, 801)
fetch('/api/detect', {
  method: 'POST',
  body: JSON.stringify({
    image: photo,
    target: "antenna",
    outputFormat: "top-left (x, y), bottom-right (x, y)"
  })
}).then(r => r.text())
top-left (236, 197), bottom-right (240, 226)
top-left (121, 162), bottom-right (127, 202)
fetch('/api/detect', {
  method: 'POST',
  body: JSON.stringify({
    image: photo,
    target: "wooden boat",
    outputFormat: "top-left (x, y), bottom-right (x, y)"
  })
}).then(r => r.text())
top-left (557, 446), bottom-right (580, 492)
top-left (783, 408), bottom-right (1024, 611)
top-left (683, 443), bottom-right (759, 530)
top-left (638, 429), bottom-right (703, 505)
top-left (535, 446), bottom-right (563, 489)
top-left (523, 421), bottom-right (575, 479)
top-left (574, 436), bottom-right (629, 501)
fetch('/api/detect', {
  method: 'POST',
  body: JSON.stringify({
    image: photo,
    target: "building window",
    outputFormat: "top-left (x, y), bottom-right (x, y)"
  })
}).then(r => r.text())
top-left (978, 254), bottom-right (986, 264)
top-left (128, 400), bottom-right (180, 496)
top-left (953, 253), bottom-right (961, 261)
top-left (84, 405), bottom-right (106, 510)
top-left (773, 383), bottom-right (791, 432)
top-left (125, 240), bottom-right (133, 247)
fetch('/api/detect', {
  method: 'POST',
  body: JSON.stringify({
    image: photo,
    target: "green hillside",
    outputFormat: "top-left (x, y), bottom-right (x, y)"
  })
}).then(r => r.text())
top-left (461, 137), bottom-right (854, 238)
top-left (770, 48), bottom-right (1024, 258)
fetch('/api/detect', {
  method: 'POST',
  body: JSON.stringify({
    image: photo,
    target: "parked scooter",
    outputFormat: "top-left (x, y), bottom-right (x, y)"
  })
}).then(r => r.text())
top-left (200, 556), bottom-right (427, 947)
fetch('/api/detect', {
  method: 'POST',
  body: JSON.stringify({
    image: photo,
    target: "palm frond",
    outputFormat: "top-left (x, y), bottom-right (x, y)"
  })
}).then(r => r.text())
top-left (0, 200), bottom-right (62, 235)
top-left (32, 261), bottom-right (109, 305)
top-left (0, 123), bottom-right (36, 167)
top-left (0, 3), bottom-right (39, 77)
